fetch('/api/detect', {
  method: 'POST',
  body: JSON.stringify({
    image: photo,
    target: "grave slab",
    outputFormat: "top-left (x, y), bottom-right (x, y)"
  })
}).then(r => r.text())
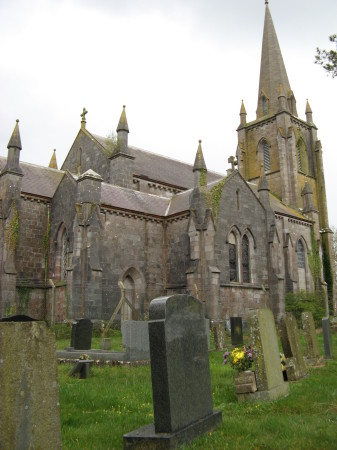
top-left (322, 317), bottom-right (333, 359)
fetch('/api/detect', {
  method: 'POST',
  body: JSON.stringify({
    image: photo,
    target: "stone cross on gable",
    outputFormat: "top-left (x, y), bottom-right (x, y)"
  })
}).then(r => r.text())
top-left (228, 156), bottom-right (237, 171)
top-left (80, 108), bottom-right (88, 129)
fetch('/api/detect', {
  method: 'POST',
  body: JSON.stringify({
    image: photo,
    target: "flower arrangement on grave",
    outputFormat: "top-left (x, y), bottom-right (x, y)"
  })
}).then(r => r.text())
top-left (280, 353), bottom-right (286, 372)
top-left (223, 346), bottom-right (254, 372)
top-left (79, 353), bottom-right (90, 360)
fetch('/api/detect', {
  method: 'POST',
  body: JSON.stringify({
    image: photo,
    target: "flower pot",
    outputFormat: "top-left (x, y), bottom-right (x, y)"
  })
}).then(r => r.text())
top-left (235, 370), bottom-right (257, 394)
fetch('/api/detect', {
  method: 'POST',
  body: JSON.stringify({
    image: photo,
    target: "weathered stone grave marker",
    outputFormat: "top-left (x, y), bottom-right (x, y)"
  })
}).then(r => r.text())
top-left (124, 294), bottom-right (222, 448)
top-left (122, 320), bottom-right (150, 360)
top-left (322, 317), bottom-right (333, 359)
top-left (230, 316), bottom-right (243, 345)
top-left (278, 312), bottom-right (307, 381)
top-left (70, 318), bottom-right (93, 350)
top-left (240, 308), bottom-right (289, 402)
top-left (211, 321), bottom-right (226, 350)
top-left (302, 312), bottom-right (324, 366)
top-left (0, 318), bottom-right (62, 449)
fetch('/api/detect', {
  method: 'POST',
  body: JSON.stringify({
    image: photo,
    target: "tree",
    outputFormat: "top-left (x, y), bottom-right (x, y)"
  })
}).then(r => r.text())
top-left (315, 35), bottom-right (337, 78)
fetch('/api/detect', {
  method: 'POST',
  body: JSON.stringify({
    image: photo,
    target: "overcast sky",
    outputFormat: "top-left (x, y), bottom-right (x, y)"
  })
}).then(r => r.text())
top-left (0, 0), bottom-right (336, 225)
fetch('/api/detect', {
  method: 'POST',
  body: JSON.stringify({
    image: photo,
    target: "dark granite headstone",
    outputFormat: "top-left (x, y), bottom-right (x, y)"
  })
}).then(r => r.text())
top-left (70, 319), bottom-right (93, 350)
top-left (322, 317), bottom-right (333, 359)
top-left (230, 317), bottom-right (243, 345)
top-left (278, 313), bottom-right (307, 381)
top-left (124, 294), bottom-right (222, 448)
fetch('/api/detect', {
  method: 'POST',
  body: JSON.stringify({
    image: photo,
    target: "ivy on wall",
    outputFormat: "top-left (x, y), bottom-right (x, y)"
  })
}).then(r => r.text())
top-left (204, 178), bottom-right (226, 224)
top-left (308, 227), bottom-right (322, 290)
top-left (5, 201), bottom-right (19, 254)
top-left (322, 238), bottom-right (334, 313)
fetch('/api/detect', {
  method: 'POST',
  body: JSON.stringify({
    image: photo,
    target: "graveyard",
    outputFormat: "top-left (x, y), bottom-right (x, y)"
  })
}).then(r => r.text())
top-left (54, 319), bottom-right (337, 449)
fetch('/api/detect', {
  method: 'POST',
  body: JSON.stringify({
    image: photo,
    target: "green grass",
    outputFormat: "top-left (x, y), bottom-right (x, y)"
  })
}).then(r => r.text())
top-left (59, 331), bottom-right (337, 450)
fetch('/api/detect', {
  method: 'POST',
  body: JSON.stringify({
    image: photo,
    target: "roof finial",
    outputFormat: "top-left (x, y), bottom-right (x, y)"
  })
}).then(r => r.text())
top-left (265, 0), bottom-right (269, 4)
top-left (80, 107), bottom-right (88, 129)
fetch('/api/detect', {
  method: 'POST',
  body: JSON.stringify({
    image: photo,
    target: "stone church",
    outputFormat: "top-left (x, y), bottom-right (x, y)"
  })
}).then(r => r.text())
top-left (0, 4), bottom-right (335, 323)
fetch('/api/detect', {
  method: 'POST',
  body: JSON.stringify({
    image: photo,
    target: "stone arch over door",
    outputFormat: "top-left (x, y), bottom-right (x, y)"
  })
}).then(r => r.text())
top-left (120, 267), bottom-right (145, 321)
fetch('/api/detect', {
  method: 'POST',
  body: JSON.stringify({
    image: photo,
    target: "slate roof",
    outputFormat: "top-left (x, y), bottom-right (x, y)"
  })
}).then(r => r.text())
top-left (0, 156), bottom-right (64, 199)
top-left (91, 132), bottom-right (223, 190)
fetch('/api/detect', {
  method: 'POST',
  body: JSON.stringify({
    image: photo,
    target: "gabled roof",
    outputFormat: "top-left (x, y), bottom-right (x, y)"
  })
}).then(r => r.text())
top-left (0, 156), bottom-right (64, 199)
top-left (91, 132), bottom-right (223, 190)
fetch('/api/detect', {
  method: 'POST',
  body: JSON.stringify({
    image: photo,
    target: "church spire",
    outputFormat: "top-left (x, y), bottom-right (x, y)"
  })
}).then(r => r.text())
top-left (3, 119), bottom-right (23, 175)
top-left (193, 140), bottom-right (207, 172)
top-left (48, 149), bottom-right (58, 169)
top-left (257, 3), bottom-right (297, 118)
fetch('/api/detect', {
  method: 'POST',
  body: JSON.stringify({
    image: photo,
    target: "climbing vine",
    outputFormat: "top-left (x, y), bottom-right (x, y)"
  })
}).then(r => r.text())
top-left (43, 209), bottom-right (51, 284)
top-left (204, 178), bottom-right (226, 224)
top-left (308, 227), bottom-right (322, 290)
top-left (322, 237), bottom-right (334, 313)
top-left (199, 169), bottom-right (207, 188)
top-left (5, 202), bottom-right (19, 254)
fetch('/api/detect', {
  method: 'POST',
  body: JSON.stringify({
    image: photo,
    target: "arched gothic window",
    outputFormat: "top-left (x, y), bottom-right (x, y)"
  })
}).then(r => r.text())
top-left (263, 140), bottom-right (271, 172)
top-left (229, 232), bottom-right (238, 282)
top-left (297, 240), bottom-right (305, 269)
top-left (242, 235), bottom-right (250, 283)
top-left (262, 95), bottom-right (268, 115)
top-left (61, 231), bottom-right (69, 280)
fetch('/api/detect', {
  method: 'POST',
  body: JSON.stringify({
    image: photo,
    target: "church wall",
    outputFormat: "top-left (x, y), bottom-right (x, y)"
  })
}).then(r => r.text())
top-left (99, 212), bottom-right (164, 320)
top-left (165, 216), bottom-right (190, 291)
top-left (16, 199), bottom-right (49, 285)
top-left (61, 131), bottom-right (110, 181)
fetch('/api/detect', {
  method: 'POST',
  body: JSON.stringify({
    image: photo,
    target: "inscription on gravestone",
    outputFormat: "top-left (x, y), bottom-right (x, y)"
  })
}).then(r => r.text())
top-left (124, 294), bottom-right (222, 448)
top-left (230, 317), bottom-right (243, 345)
top-left (70, 318), bottom-right (93, 350)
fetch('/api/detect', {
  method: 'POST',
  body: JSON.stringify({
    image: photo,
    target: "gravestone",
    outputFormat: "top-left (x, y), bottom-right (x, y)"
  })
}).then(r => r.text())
top-left (70, 318), bottom-right (93, 350)
top-left (124, 294), bottom-right (222, 448)
top-left (278, 313), bottom-right (307, 381)
top-left (242, 308), bottom-right (289, 402)
top-left (0, 320), bottom-right (62, 449)
top-left (211, 321), bottom-right (226, 350)
top-left (301, 312), bottom-right (323, 366)
top-left (122, 320), bottom-right (150, 360)
top-left (322, 317), bottom-right (333, 359)
top-left (230, 317), bottom-right (243, 345)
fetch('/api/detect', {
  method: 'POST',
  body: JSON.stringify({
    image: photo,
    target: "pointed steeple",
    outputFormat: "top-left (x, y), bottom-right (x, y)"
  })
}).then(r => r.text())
top-left (116, 105), bottom-right (129, 133)
top-left (7, 119), bottom-right (22, 150)
top-left (305, 99), bottom-right (313, 123)
top-left (257, 4), bottom-right (297, 118)
top-left (48, 149), bottom-right (58, 169)
top-left (193, 140), bottom-right (207, 172)
top-left (239, 100), bottom-right (247, 126)
top-left (3, 120), bottom-right (23, 175)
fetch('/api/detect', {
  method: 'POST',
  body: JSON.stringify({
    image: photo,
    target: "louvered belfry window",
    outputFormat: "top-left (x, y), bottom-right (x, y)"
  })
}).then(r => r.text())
top-left (263, 141), bottom-right (271, 172)
top-left (242, 235), bottom-right (250, 283)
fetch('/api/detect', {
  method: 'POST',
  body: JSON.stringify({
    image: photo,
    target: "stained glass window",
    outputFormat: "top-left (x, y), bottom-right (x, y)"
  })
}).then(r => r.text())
top-left (242, 235), bottom-right (250, 283)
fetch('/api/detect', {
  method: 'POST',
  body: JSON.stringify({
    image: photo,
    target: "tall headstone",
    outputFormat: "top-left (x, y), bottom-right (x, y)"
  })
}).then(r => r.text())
top-left (211, 321), bottom-right (226, 350)
top-left (230, 317), bottom-right (243, 345)
top-left (244, 308), bottom-right (289, 402)
top-left (322, 317), bottom-right (333, 359)
top-left (124, 294), bottom-right (222, 448)
top-left (0, 320), bottom-right (62, 449)
top-left (278, 313), bottom-right (307, 381)
top-left (70, 318), bottom-right (93, 350)
top-left (301, 312), bottom-right (323, 366)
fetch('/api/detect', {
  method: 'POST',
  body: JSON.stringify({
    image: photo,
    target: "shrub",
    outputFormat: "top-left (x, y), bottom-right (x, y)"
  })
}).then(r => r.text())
top-left (285, 290), bottom-right (326, 328)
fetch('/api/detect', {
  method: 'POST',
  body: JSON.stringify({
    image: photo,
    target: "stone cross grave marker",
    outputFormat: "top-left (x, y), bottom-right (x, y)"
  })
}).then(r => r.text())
top-left (230, 316), bottom-right (243, 345)
top-left (301, 312), bottom-right (323, 366)
top-left (124, 294), bottom-right (222, 448)
top-left (0, 319), bottom-right (62, 449)
top-left (70, 318), bottom-right (93, 350)
top-left (322, 317), bottom-right (333, 359)
top-left (278, 312), bottom-right (307, 381)
top-left (243, 308), bottom-right (289, 402)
